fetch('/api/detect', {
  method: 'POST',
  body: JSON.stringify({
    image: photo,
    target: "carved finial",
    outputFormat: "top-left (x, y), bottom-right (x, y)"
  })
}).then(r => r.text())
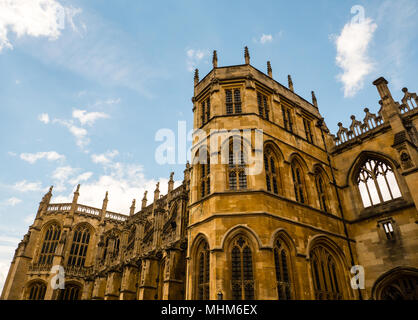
top-left (169, 172), bottom-right (174, 181)
top-left (49, 186), bottom-right (53, 193)
top-left (186, 161), bottom-right (190, 169)
top-left (130, 199), bottom-right (136, 216)
top-left (141, 191), bottom-right (147, 209)
top-left (288, 75), bottom-right (294, 92)
top-left (244, 46), bottom-right (250, 64)
top-left (267, 61), bottom-right (272, 77)
top-left (104, 191), bottom-right (108, 201)
top-left (212, 50), bottom-right (218, 68)
top-left (311, 91), bottom-right (318, 108)
top-left (75, 184), bottom-right (80, 193)
top-left (155, 182), bottom-right (160, 191)
top-left (194, 68), bottom-right (199, 86)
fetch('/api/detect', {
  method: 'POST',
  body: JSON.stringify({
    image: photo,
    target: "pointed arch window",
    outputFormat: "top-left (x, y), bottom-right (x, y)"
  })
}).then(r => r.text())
top-left (38, 223), bottom-right (61, 265)
top-left (201, 151), bottom-right (211, 198)
top-left (231, 236), bottom-right (255, 300)
top-left (196, 240), bottom-right (210, 300)
top-left (67, 225), bottom-right (90, 267)
top-left (274, 239), bottom-right (292, 300)
top-left (27, 281), bottom-right (46, 300)
top-left (257, 92), bottom-right (269, 120)
top-left (264, 149), bottom-right (281, 194)
top-left (226, 89), bottom-right (242, 114)
top-left (315, 170), bottom-right (329, 212)
top-left (201, 97), bottom-right (210, 125)
top-left (282, 105), bottom-right (293, 132)
top-left (311, 246), bottom-right (342, 300)
top-left (291, 160), bottom-right (306, 204)
top-left (58, 284), bottom-right (81, 300)
top-left (127, 227), bottom-right (136, 252)
top-left (228, 138), bottom-right (247, 190)
top-left (356, 158), bottom-right (402, 208)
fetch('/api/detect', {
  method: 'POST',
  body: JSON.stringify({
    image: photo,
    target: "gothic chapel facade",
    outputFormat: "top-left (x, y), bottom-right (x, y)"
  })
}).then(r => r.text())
top-left (2, 48), bottom-right (418, 300)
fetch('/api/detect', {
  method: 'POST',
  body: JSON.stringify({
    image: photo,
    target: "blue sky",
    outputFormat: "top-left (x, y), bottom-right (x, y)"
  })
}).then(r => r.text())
top-left (0, 0), bottom-right (417, 292)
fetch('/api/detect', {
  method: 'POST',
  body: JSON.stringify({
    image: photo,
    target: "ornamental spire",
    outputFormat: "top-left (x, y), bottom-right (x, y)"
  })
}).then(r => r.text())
top-left (244, 46), bottom-right (250, 65)
top-left (267, 61), bottom-right (272, 77)
top-left (194, 68), bottom-right (199, 86)
top-left (311, 91), bottom-right (318, 108)
top-left (288, 75), bottom-right (294, 92)
top-left (212, 50), bottom-right (218, 68)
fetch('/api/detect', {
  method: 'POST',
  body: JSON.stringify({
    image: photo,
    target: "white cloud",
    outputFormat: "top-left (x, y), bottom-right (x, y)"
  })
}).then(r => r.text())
top-left (38, 113), bottom-right (50, 124)
top-left (72, 109), bottom-right (110, 126)
top-left (5, 197), bottom-right (22, 206)
top-left (20, 151), bottom-right (65, 164)
top-left (186, 48), bottom-right (208, 72)
top-left (53, 118), bottom-right (90, 149)
top-left (334, 16), bottom-right (377, 97)
top-left (13, 180), bottom-right (45, 192)
top-left (91, 150), bottom-right (119, 165)
top-left (0, 0), bottom-right (81, 53)
top-left (7, 151), bottom-right (17, 157)
top-left (69, 171), bottom-right (93, 185)
top-left (260, 34), bottom-right (273, 44)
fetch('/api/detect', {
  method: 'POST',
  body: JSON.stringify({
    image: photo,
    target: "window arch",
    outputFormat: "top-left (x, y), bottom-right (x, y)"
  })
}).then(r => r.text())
top-left (196, 239), bottom-right (210, 300)
top-left (257, 92), bottom-right (269, 120)
top-left (310, 246), bottom-right (342, 300)
top-left (356, 158), bottom-right (402, 208)
top-left (314, 168), bottom-right (329, 212)
top-left (67, 225), bottom-right (90, 267)
top-left (126, 227), bottom-right (136, 252)
top-left (27, 281), bottom-right (46, 300)
top-left (231, 236), bottom-right (255, 300)
top-left (200, 151), bottom-right (211, 198)
top-left (38, 222), bottom-right (61, 265)
top-left (273, 239), bottom-right (292, 300)
top-left (58, 283), bottom-right (81, 300)
top-left (228, 137), bottom-right (247, 190)
top-left (264, 148), bottom-right (281, 194)
top-left (291, 159), bottom-right (307, 204)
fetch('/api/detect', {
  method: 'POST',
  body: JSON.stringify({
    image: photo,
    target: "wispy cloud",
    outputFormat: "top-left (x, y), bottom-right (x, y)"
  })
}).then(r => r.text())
top-left (0, 0), bottom-right (81, 53)
top-left (260, 34), bottom-right (273, 44)
top-left (1, 197), bottom-right (22, 206)
top-left (20, 151), bottom-right (65, 164)
top-left (13, 180), bottom-right (45, 192)
top-left (53, 118), bottom-right (90, 149)
top-left (91, 150), bottom-right (119, 165)
top-left (72, 109), bottom-right (109, 126)
top-left (186, 48), bottom-right (208, 72)
top-left (38, 113), bottom-right (50, 124)
top-left (333, 12), bottom-right (377, 97)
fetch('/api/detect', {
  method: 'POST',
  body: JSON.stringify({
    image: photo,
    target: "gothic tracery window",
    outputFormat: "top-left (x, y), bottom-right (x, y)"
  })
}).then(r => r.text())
top-left (228, 138), bottom-right (247, 190)
top-left (356, 158), bottom-right (402, 208)
top-left (315, 170), bottom-right (329, 213)
top-left (291, 160), bottom-right (306, 204)
top-left (311, 246), bottom-right (342, 300)
top-left (58, 284), bottom-right (81, 300)
top-left (257, 92), bottom-right (269, 120)
top-left (282, 105), bottom-right (293, 132)
top-left (264, 149), bottom-right (281, 194)
top-left (274, 239), bottom-right (292, 300)
top-left (38, 223), bottom-right (61, 265)
top-left (226, 89), bottom-right (242, 114)
top-left (196, 240), bottom-right (210, 300)
top-left (67, 225), bottom-right (90, 267)
top-left (201, 151), bottom-right (211, 198)
top-left (231, 236), bottom-right (255, 300)
top-left (27, 281), bottom-right (46, 300)
top-left (201, 97), bottom-right (210, 125)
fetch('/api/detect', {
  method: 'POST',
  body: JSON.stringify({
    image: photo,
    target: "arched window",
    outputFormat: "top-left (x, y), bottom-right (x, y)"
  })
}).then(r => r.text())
top-left (58, 284), bottom-right (81, 300)
top-left (27, 281), bottom-right (46, 300)
top-left (201, 152), bottom-right (210, 198)
top-left (103, 237), bottom-right (110, 260)
top-left (228, 138), bottom-right (247, 190)
top-left (274, 239), bottom-right (292, 300)
top-left (67, 225), bottom-right (90, 267)
top-left (127, 227), bottom-right (136, 252)
top-left (196, 240), bottom-right (210, 300)
top-left (311, 246), bottom-right (342, 300)
top-left (231, 236), bottom-right (254, 300)
top-left (113, 237), bottom-right (120, 257)
top-left (291, 160), bottom-right (306, 204)
top-left (356, 158), bottom-right (402, 208)
top-left (315, 169), bottom-right (329, 212)
top-left (38, 223), bottom-right (61, 265)
top-left (264, 149), bottom-right (281, 194)
top-left (257, 92), bottom-right (269, 120)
